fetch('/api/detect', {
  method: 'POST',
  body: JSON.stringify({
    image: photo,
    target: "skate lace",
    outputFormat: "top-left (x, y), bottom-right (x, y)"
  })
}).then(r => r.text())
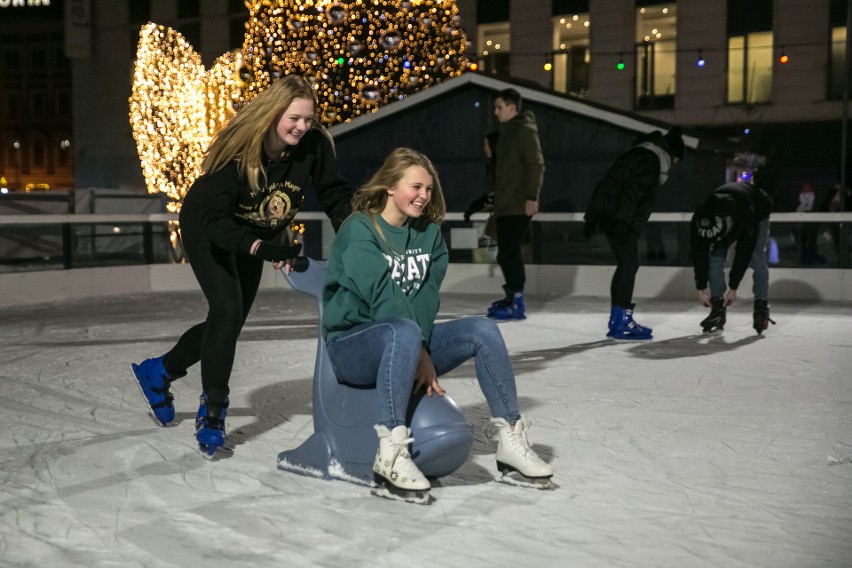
top-left (391, 435), bottom-right (414, 464)
top-left (508, 427), bottom-right (546, 466)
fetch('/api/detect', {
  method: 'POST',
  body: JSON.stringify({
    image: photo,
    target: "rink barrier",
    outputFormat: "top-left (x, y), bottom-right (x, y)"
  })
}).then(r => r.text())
top-left (0, 212), bottom-right (850, 307)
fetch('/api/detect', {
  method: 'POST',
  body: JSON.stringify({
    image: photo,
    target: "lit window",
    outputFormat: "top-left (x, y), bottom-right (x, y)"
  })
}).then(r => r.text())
top-left (477, 22), bottom-right (510, 76)
top-left (551, 12), bottom-right (590, 96)
top-left (727, 32), bottom-right (773, 104)
top-left (829, 25), bottom-right (847, 99)
top-left (635, 3), bottom-right (677, 110)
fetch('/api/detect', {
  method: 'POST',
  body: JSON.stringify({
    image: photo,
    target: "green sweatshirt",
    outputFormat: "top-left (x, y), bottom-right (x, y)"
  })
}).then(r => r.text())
top-left (321, 211), bottom-right (448, 345)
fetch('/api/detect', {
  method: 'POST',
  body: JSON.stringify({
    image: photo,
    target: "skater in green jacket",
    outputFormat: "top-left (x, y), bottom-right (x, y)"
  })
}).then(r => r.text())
top-left (322, 148), bottom-right (554, 504)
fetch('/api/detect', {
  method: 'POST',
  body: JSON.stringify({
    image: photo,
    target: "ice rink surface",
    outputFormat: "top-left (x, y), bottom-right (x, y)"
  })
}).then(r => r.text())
top-left (0, 286), bottom-right (850, 568)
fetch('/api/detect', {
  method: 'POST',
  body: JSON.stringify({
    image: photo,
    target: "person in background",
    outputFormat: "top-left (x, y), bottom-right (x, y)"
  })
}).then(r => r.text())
top-left (583, 127), bottom-right (685, 340)
top-left (131, 75), bottom-right (354, 458)
top-left (796, 183), bottom-right (825, 265)
top-left (322, 148), bottom-right (554, 504)
top-left (690, 173), bottom-right (774, 335)
top-left (487, 88), bottom-right (545, 321)
top-left (463, 131), bottom-right (499, 224)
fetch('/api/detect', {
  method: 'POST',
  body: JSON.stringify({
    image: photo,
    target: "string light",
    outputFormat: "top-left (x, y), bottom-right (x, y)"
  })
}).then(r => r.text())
top-left (696, 50), bottom-right (705, 67)
top-left (779, 47), bottom-right (789, 64)
top-left (616, 53), bottom-right (625, 70)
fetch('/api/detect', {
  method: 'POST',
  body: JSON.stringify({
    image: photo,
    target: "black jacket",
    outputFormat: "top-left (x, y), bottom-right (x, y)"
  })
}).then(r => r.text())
top-left (690, 182), bottom-right (773, 290)
top-left (584, 131), bottom-right (672, 237)
top-left (180, 128), bottom-right (353, 254)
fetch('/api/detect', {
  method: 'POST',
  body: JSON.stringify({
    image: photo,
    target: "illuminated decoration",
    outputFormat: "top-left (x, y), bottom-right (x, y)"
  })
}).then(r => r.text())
top-left (616, 54), bottom-right (625, 70)
top-left (696, 50), bottom-right (705, 67)
top-left (129, 2), bottom-right (468, 210)
top-left (129, 23), bottom-right (242, 211)
top-left (779, 48), bottom-right (789, 64)
top-left (240, 0), bottom-right (468, 123)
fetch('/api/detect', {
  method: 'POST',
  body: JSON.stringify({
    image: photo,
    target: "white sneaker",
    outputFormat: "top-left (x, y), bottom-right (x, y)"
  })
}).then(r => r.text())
top-left (492, 415), bottom-right (554, 489)
top-left (372, 425), bottom-right (431, 504)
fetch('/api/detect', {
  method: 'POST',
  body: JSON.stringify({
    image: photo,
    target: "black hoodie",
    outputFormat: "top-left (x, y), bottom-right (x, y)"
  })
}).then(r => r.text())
top-left (690, 182), bottom-right (773, 290)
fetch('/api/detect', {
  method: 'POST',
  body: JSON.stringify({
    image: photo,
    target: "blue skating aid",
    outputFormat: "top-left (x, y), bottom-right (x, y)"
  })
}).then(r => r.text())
top-left (277, 258), bottom-right (474, 484)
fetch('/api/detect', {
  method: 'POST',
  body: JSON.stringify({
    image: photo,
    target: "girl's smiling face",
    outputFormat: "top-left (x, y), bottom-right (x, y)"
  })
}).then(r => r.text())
top-left (274, 97), bottom-right (315, 147)
top-left (382, 165), bottom-right (433, 227)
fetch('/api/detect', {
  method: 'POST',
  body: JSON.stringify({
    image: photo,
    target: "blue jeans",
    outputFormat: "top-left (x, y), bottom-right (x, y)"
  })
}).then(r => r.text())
top-left (709, 218), bottom-right (770, 300)
top-left (326, 317), bottom-right (521, 428)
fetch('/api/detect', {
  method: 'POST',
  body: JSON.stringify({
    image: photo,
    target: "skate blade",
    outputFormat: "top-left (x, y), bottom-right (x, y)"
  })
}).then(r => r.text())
top-left (198, 443), bottom-right (232, 460)
top-left (130, 365), bottom-right (169, 427)
top-left (702, 326), bottom-right (724, 334)
top-left (370, 481), bottom-right (432, 505)
top-left (497, 470), bottom-right (555, 490)
top-left (607, 334), bottom-right (652, 341)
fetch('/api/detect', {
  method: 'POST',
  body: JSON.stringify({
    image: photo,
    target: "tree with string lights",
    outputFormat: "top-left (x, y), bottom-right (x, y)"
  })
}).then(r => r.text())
top-left (239, 0), bottom-right (468, 124)
top-left (130, 1), bottom-right (468, 210)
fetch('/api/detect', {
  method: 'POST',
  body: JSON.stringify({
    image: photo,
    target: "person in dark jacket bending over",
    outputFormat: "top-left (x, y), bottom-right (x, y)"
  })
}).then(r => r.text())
top-left (691, 176), bottom-right (774, 335)
top-left (583, 127), bottom-right (685, 340)
top-left (487, 89), bottom-right (545, 321)
top-left (131, 75), bottom-right (354, 458)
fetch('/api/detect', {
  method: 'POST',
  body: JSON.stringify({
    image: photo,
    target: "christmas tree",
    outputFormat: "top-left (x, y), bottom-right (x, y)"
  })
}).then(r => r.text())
top-left (129, 1), bottom-right (469, 210)
top-left (240, 0), bottom-right (468, 124)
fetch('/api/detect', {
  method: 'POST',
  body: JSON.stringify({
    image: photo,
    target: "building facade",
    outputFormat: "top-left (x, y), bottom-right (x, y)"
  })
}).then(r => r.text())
top-left (0, 1), bottom-right (73, 192)
top-left (22, 0), bottom-right (848, 208)
top-left (460, 0), bottom-right (850, 208)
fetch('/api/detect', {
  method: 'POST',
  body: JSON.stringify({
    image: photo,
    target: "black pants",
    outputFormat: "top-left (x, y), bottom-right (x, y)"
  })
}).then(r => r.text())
top-left (495, 215), bottom-right (531, 294)
top-left (604, 228), bottom-right (640, 308)
top-left (163, 211), bottom-right (264, 408)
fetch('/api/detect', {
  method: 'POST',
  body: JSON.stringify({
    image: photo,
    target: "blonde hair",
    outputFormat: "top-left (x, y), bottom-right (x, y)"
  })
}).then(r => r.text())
top-left (352, 148), bottom-right (446, 225)
top-left (202, 75), bottom-right (317, 193)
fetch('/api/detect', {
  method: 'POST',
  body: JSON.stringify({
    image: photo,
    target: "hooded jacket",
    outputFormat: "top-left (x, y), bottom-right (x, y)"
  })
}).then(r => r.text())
top-left (690, 182), bottom-right (773, 290)
top-left (180, 128), bottom-right (353, 255)
top-left (492, 110), bottom-right (545, 216)
top-left (583, 130), bottom-right (678, 237)
top-left (321, 212), bottom-right (448, 346)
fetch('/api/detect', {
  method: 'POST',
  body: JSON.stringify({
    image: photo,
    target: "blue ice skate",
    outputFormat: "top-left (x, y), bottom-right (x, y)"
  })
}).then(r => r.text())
top-left (196, 393), bottom-right (229, 458)
top-left (489, 292), bottom-right (526, 321)
top-left (607, 306), bottom-right (653, 340)
top-left (131, 356), bottom-right (175, 426)
top-left (486, 285), bottom-right (513, 316)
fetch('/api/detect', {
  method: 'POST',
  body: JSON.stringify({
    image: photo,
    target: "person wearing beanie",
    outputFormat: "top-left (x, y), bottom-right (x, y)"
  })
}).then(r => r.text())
top-left (690, 178), bottom-right (773, 334)
top-left (582, 126), bottom-right (685, 340)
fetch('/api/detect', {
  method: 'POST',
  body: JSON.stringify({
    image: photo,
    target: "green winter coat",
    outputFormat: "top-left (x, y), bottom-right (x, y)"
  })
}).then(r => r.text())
top-left (493, 110), bottom-right (545, 216)
top-left (321, 212), bottom-right (448, 345)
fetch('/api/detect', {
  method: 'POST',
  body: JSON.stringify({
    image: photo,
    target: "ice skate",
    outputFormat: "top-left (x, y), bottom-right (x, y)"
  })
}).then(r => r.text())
top-left (131, 356), bottom-right (175, 426)
top-left (492, 416), bottom-right (554, 490)
top-left (487, 285), bottom-right (513, 316)
top-left (195, 393), bottom-right (229, 459)
top-left (607, 305), bottom-right (652, 340)
top-left (489, 292), bottom-right (526, 321)
top-left (371, 425), bottom-right (432, 504)
top-left (752, 299), bottom-right (776, 335)
top-left (700, 297), bottom-right (727, 333)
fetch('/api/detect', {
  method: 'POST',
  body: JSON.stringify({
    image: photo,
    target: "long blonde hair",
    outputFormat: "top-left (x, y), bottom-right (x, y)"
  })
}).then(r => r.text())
top-left (202, 75), bottom-right (316, 193)
top-left (352, 148), bottom-right (446, 225)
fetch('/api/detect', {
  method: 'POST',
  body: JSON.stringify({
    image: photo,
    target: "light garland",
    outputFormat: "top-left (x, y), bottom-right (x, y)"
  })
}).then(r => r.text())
top-left (129, 23), bottom-right (241, 211)
top-left (129, 2), bottom-right (468, 210)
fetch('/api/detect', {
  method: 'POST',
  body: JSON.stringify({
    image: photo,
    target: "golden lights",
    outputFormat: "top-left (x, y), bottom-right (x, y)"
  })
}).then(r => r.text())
top-left (129, 2), bottom-right (468, 210)
top-left (129, 23), bottom-right (242, 211)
